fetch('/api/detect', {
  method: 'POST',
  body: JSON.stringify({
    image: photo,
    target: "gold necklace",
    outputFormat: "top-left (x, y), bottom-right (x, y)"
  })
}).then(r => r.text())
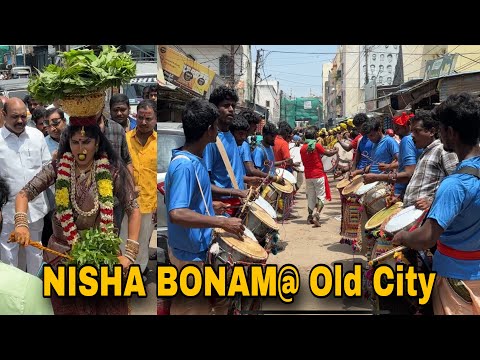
top-left (77, 161), bottom-right (94, 179)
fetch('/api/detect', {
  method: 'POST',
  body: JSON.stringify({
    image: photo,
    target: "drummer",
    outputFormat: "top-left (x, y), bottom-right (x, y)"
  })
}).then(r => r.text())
top-left (363, 113), bottom-right (420, 199)
top-left (300, 127), bottom-right (338, 227)
top-left (392, 92), bottom-right (480, 315)
top-left (165, 98), bottom-right (244, 315)
top-left (230, 114), bottom-right (284, 186)
top-left (203, 86), bottom-right (260, 215)
top-left (403, 110), bottom-right (458, 209)
top-left (360, 118), bottom-right (399, 179)
top-left (343, 113), bottom-right (374, 177)
top-left (273, 121), bottom-right (295, 173)
top-left (252, 122), bottom-right (281, 175)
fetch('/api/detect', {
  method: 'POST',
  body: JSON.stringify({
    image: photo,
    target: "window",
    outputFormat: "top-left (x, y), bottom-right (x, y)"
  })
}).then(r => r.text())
top-left (266, 100), bottom-right (270, 107)
top-left (219, 55), bottom-right (233, 77)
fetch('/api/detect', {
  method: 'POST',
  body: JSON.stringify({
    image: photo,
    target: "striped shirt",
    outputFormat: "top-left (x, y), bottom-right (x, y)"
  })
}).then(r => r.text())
top-left (103, 117), bottom-right (132, 166)
top-left (403, 139), bottom-right (458, 208)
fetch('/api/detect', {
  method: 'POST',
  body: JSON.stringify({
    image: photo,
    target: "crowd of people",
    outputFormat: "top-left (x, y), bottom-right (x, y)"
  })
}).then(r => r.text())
top-left (165, 88), bottom-right (480, 316)
top-left (0, 87), bottom-right (158, 314)
top-left (2, 75), bottom-right (480, 316)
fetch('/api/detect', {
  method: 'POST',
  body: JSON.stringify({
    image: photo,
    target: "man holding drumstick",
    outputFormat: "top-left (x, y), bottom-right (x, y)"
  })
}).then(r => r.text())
top-left (393, 93), bottom-right (480, 315)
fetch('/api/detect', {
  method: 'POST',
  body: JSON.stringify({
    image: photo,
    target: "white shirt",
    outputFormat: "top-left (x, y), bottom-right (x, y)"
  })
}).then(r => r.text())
top-left (0, 126), bottom-right (52, 223)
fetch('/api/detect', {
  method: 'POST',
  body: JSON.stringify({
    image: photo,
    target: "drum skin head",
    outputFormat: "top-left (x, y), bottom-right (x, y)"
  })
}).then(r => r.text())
top-left (247, 202), bottom-right (280, 230)
top-left (271, 179), bottom-right (294, 194)
top-left (276, 168), bottom-right (297, 184)
top-left (384, 205), bottom-right (424, 234)
top-left (336, 178), bottom-right (351, 189)
top-left (214, 228), bottom-right (268, 261)
top-left (356, 181), bottom-right (379, 196)
top-left (342, 176), bottom-right (364, 196)
top-left (365, 202), bottom-right (403, 230)
top-left (243, 227), bottom-right (258, 243)
top-left (254, 195), bottom-right (277, 219)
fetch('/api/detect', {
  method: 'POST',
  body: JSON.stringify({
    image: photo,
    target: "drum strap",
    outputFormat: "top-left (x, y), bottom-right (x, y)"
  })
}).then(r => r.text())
top-left (215, 136), bottom-right (239, 190)
top-left (455, 166), bottom-right (480, 179)
top-left (171, 155), bottom-right (211, 216)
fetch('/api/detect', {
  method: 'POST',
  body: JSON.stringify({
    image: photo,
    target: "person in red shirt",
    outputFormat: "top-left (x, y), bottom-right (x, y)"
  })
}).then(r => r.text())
top-left (300, 127), bottom-right (338, 227)
top-left (274, 121), bottom-right (294, 171)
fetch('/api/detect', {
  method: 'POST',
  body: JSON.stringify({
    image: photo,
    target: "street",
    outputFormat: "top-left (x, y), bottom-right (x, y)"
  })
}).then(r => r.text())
top-left (262, 174), bottom-right (372, 313)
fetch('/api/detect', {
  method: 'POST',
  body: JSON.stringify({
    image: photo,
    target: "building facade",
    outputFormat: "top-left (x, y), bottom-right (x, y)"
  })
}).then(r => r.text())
top-left (256, 79), bottom-right (280, 123)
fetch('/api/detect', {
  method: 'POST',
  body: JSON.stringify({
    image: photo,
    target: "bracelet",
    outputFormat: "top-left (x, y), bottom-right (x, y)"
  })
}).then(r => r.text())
top-left (15, 223), bottom-right (29, 229)
top-left (126, 239), bottom-right (139, 257)
top-left (124, 253), bottom-right (135, 263)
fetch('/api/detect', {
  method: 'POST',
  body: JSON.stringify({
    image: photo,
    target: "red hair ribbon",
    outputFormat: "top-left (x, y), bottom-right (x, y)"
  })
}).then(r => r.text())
top-left (393, 112), bottom-right (414, 126)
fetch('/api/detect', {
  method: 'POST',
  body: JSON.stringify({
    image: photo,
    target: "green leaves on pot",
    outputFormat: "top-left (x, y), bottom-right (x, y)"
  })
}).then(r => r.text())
top-left (28, 45), bottom-right (136, 104)
top-left (67, 224), bottom-right (122, 272)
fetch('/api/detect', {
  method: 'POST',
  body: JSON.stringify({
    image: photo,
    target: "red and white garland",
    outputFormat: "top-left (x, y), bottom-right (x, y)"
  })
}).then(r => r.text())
top-left (55, 152), bottom-right (114, 245)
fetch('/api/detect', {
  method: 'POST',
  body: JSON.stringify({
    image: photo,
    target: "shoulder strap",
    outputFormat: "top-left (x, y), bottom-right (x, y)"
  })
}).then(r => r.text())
top-left (455, 166), bottom-right (480, 179)
top-left (171, 155), bottom-right (211, 216)
top-left (215, 135), bottom-right (239, 189)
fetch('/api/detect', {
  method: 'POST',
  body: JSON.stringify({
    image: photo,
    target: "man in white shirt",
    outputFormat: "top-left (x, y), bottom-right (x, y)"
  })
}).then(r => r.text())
top-left (0, 98), bottom-right (51, 275)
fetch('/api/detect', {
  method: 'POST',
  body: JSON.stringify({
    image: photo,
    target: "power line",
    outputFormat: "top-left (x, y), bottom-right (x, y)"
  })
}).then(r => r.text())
top-left (263, 49), bottom-right (480, 56)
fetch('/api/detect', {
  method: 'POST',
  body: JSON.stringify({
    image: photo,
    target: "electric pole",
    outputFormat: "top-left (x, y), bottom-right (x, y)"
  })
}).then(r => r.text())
top-left (252, 49), bottom-right (261, 111)
top-left (365, 45), bottom-right (369, 86)
top-left (230, 45), bottom-right (235, 87)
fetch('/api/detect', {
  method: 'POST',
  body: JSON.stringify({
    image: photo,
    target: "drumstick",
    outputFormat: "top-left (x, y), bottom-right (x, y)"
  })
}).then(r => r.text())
top-left (238, 187), bottom-right (254, 217)
top-left (9, 232), bottom-right (73, 260)
top-left (368, 245), bottom-right (407, 266)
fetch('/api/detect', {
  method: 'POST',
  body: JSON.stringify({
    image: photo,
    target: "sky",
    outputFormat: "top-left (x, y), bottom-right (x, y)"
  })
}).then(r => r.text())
top-left (253, 45), bottom-right (339, 98)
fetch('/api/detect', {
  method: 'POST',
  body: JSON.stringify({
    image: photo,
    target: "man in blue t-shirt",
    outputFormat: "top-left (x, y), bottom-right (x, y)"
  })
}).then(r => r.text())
top-left (390, 113), bottom-right (423, 197)
top-left (393, 92), bottom-right (480, 315)
top-left (347, 113), bottom-right (374, 178)
top-left (252, 122), bottom-right (279, 175)
top-left (203, 87), bottom-right (263, 214)
top-left (165, 98), bottom-right (244, 315)
top-left (362, 118), bottom-right (399, 181)
top-left (363, 114), bottom-right (420, 198)
top-left (230, 114), bottom-right (283, 185)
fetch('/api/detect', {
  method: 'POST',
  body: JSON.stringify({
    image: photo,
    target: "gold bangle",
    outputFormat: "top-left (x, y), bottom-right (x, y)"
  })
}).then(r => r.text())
top-left (124, 253), bottom-right (135, 263)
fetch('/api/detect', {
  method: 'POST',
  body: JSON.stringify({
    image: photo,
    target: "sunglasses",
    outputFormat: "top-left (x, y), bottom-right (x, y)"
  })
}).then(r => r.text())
top-left (43, 118), bottom-right (64, 127)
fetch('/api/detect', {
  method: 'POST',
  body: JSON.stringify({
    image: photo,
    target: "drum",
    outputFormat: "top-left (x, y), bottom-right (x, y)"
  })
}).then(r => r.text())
top-left (209, 228), bottom-right (269, 268)
top-left (365, 202), bottom-right (404, 231)
top-left (341, 175), bottom-right (364, 198)
top-left (261, 180), bottom-right (294, 219)
top-left (336, 178), bottom-right (351, 192)
top-left (275, 168), bottom-right (297, 185)
top-left (339, 176), bottom-right (364, 248)
top-left (383, 205), bottom-right (426, 238)
top-left (364, 202), bottom-right (404, 260)
top-left (242, 202), bottom-right (280, 248)
top-left (321, 154), bottom-right (338, 174)
top-left (254, 195), bottom-right (277, 219)
top-left (356, 181), bottom-right (390, 218)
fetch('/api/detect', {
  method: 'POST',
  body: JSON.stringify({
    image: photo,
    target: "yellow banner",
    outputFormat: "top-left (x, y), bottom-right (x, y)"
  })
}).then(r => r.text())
top-left (158, 45), bottom-right (216, 97)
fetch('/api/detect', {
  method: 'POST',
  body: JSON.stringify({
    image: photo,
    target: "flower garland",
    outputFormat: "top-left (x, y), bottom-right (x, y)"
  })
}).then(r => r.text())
top-left (55, 152), bottom-right (114, 245)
